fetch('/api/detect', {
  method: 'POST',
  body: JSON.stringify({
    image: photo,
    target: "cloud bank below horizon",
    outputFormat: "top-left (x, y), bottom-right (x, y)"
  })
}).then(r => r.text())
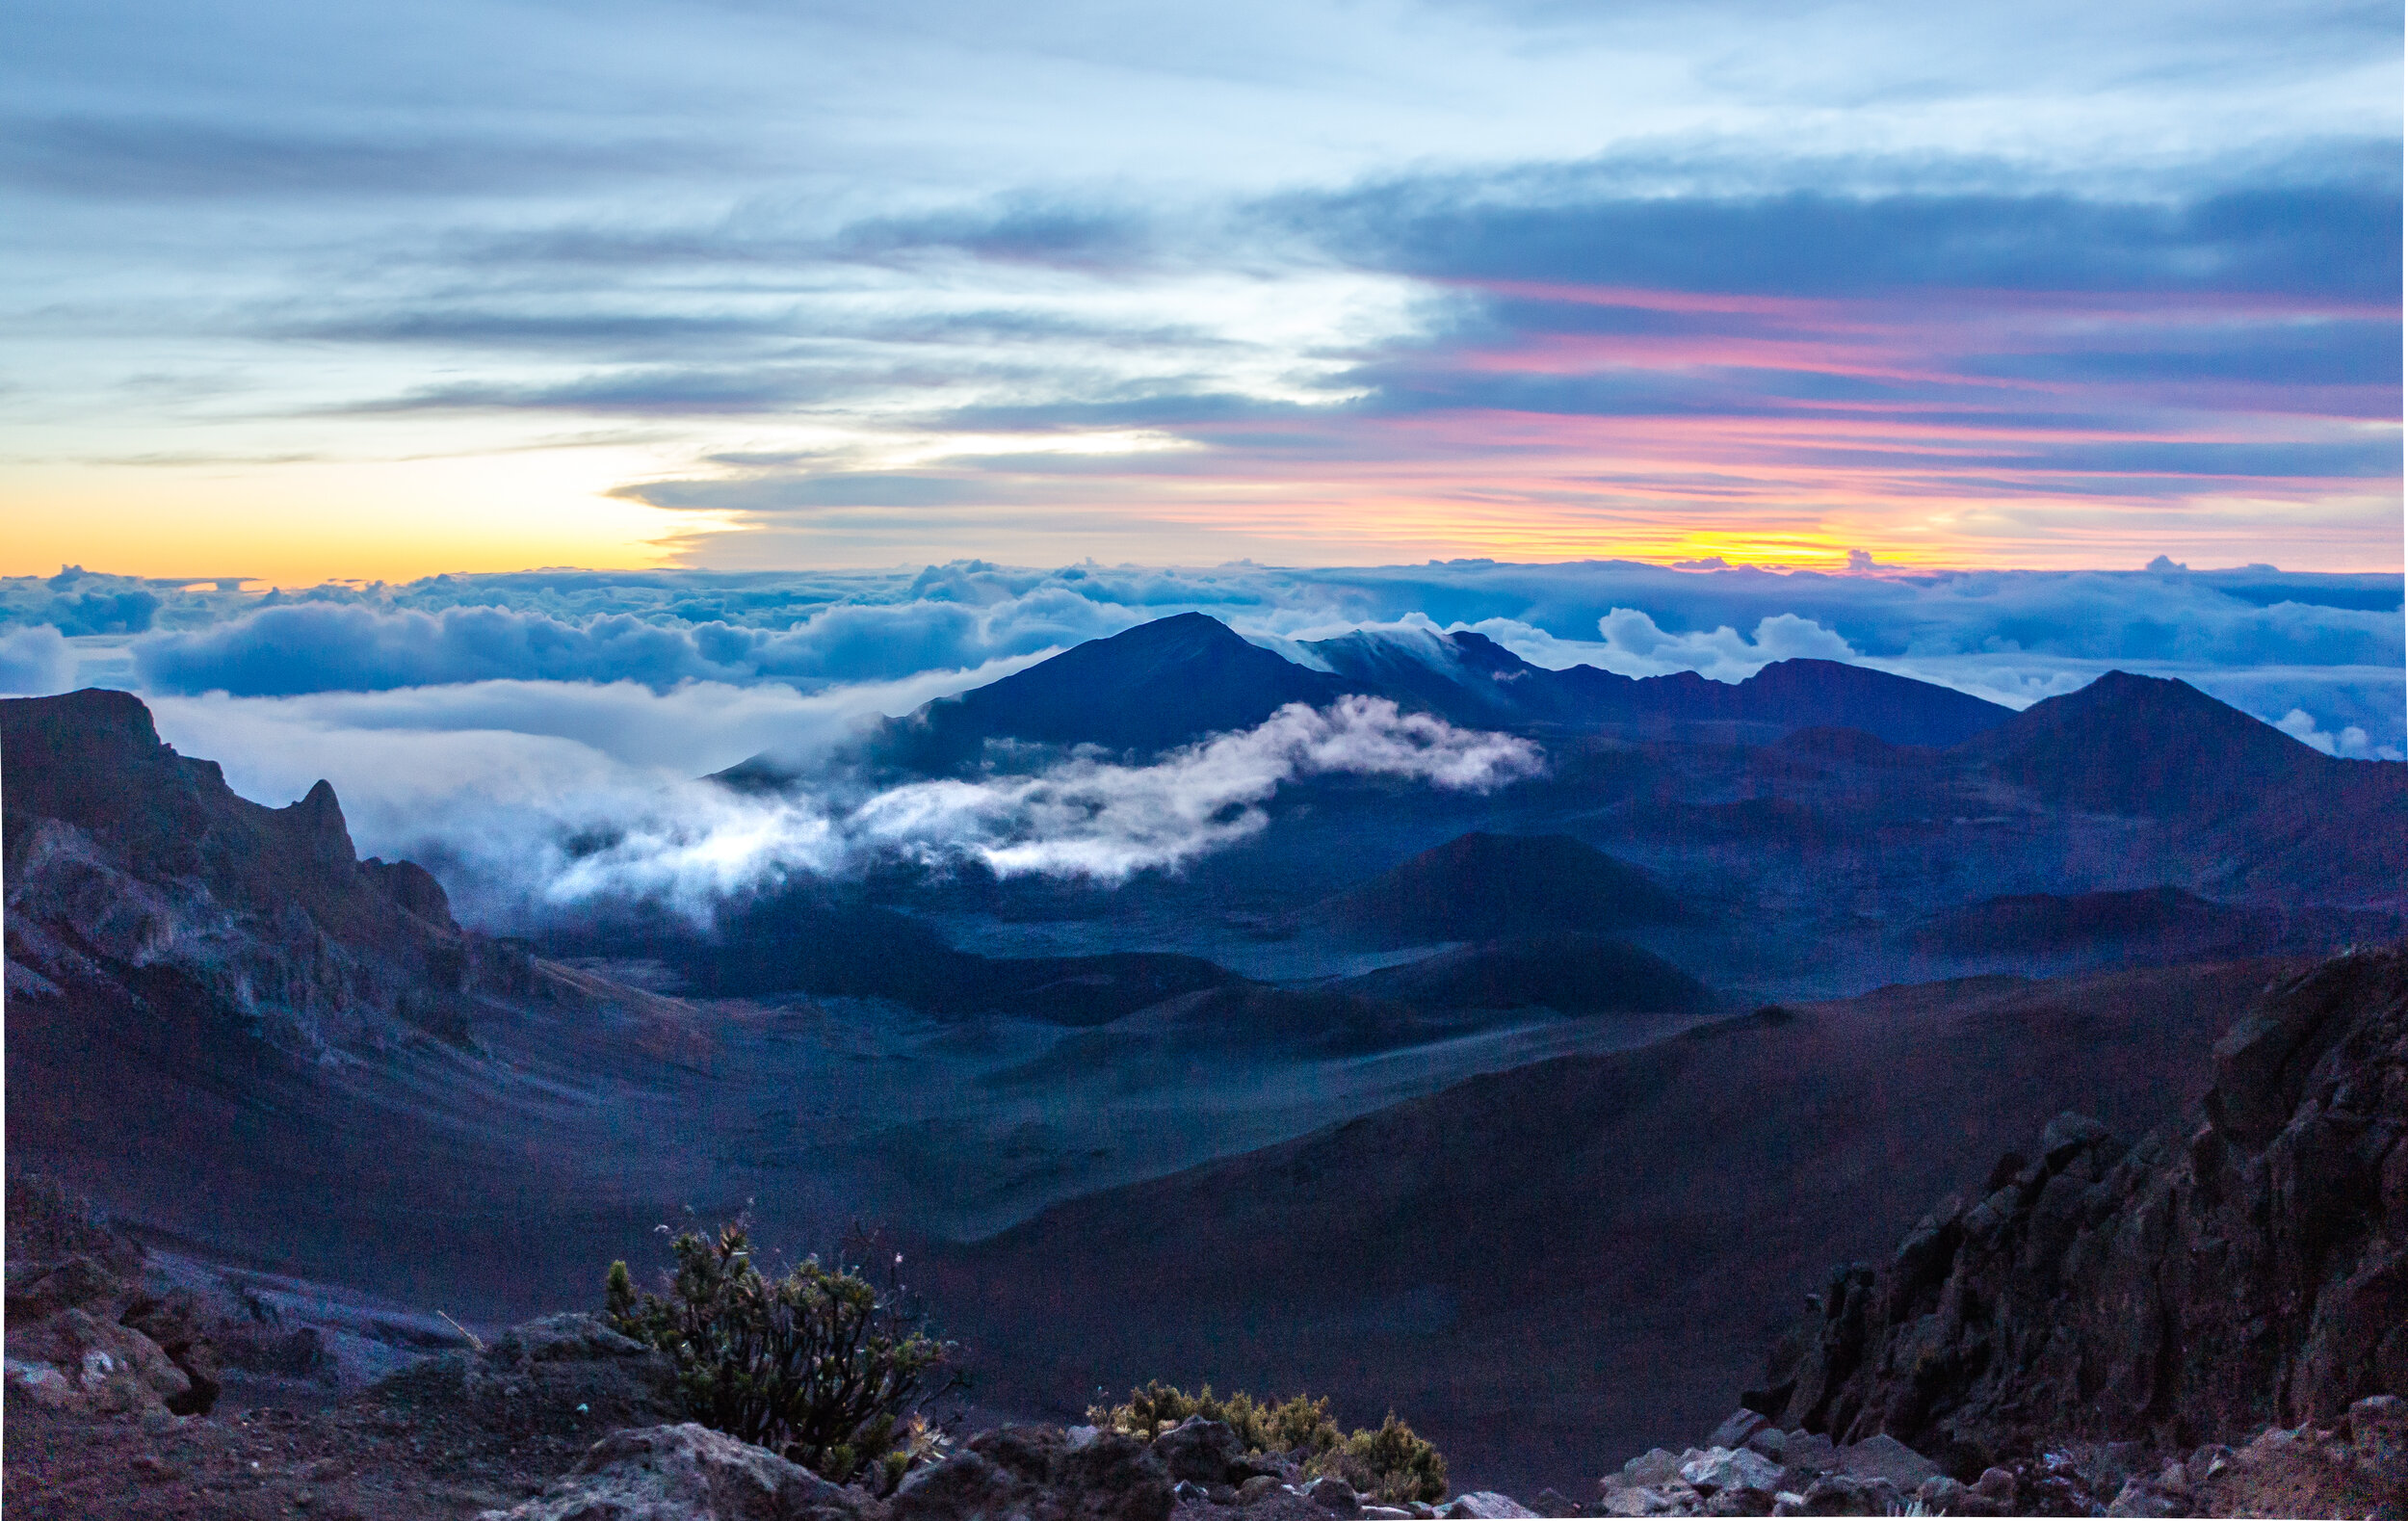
top-left (2, 557), bottom-right (2395, 922)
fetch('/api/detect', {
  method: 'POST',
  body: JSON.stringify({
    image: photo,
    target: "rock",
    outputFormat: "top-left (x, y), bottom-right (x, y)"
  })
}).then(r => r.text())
top-left (2104, 1478), bottom-right (2183, 1517)
top-left (1307, 1476), bottom-right (1363, 1514)
top-left (1620, 1451), bottom-right (1684, 1487)
top-left (489, 1313), bottom-right (656, 1364)
top-left (1442, 1493), bottom-right (1537, 1519)
top-left (1173, 1481), bottom-right (1211, 1505)
top-left (1678, 1450), bottom-right (1782, 1500)
top-left (1832, 1435), bottom-right (1936, 1490)
top-left (2039, 1113), bottom-right (2112, 1167)
top-left (1739, 1430), bottom-right (1785, 1464)
top-left (1706, 1412), bottom-right (1771, 1453)
top-left (1750, 949), bottom-right (2408, 1461)
top-left (2353, 1395), bottom-right (2408, 1478)
top-left (1971, 1468), bottom-right (2016, 1503)
top-left (1772, 1434), bottom-right (1832, 1477)
top-left (1207, 1485), bottom-right (1240, 1505)
top-left (1531, 1488), bottom-right (1583, 1517)
top-left (5, 1255), bottom-right (123, 1322)
top-left (896, 1425), bottom-right (1173, 1521)
top-left (1790, 1475), bottom-right (1900, 1517)
top-left (1154, 1418), bottom-right (1249, 1485)
top-left (475, 1423), bottom-right (867, 1521)
top-left (1362, 1510), bottom-right (1416, 1521)
top-left (1239, 1476), bottom-right (1283, 1505)
top-left (5, 1306), bottom-right (191, 1417)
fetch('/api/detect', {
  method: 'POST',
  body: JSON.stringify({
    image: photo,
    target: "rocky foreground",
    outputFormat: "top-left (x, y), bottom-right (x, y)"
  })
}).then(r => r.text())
top-left (10, 946), bottom-right (2408, 1518)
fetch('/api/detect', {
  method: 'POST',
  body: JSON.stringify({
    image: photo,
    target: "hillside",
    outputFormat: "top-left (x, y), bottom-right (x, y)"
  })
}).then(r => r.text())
top-left (1307, 831), bottom-right (1681, 948)
top-left (925, 961), bottom-right (2291, 1492)
top-left (1332, 931), bottom-right (1713, 1015)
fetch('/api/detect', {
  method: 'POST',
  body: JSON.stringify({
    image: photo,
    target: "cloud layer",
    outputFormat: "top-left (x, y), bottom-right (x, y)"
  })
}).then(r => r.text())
top-left (147, 688), bottom-right (1539, 922)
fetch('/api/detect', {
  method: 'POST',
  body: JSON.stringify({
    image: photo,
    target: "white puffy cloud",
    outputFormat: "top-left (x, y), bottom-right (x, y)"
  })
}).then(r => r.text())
top-left (146, 689), bottom-right (1541, 923)
top-left (2274, 707), bottom-right (2387, 760)
top-left (0, 625), bottom-right (76, 695)
top-left (129, 590), bottom-right (1142, 697)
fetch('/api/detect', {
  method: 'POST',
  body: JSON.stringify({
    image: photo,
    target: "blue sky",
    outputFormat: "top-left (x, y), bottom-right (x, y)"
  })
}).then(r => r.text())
top-left (3, 0), bottom-right (2399, 578)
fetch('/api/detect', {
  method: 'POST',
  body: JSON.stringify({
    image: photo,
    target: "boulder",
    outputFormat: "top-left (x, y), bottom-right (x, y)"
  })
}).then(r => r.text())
top-left (1530, 1488), bottom-right (1583, 1517)
top-left (1780, 1475), bottom-right (1900, 1517)
top-left (1705, 1412), bottom-right (1771, 1453)
top-left (1677, 1450), bottom-right (1781, 1500)
top-left (1153, 1418), bottom-right (1248, 1485)
top-left (1441, 1494), bottom-right (1536, 1519)
top-left (1307, 1476), bottom-right (1363, 1514)
top-left (895, 1425), bottom-right (1173, 1521)
top-left (2354, 1395), bottom-right (2408, 1479)
top-left (1617, 1451), bottom-right (1684, 1488)
top-left (490, 1312), bottom-right (657, 1365)
top-left (1771, 1434), bottom-right (1832, 1477)
top-left (4, 1306), bottom-right (191, 1417)
top-left (475, 1423), bottom-right (868, 1521)
top-left (1237, 1476), bottom-right (1282, 1505)
top-left (1831, 1434), bottom-right (1936, 1490)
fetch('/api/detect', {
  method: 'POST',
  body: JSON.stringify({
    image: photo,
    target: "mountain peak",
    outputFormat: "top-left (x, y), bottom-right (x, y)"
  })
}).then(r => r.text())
top-left (877, 613), bottom-right (1348, 770)
top-left (1969, 669), bottom-right (2328, 816)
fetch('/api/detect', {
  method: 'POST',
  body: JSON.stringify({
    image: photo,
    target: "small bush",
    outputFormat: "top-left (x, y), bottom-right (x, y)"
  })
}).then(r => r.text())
top-left (1311, 1412), bottom-right (1448, 1504)
top-left (606, 1219), bottom-right (959, 1491)
top-left (1089, 1383), bottom-right (1446, 1502)
top-left (1089, 1380), bottom-right (1342, 1456)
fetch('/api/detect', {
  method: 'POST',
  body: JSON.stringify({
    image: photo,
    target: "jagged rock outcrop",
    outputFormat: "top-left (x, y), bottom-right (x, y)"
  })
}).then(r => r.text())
top-left (892, 1425), bottom-right (1174, 1521)
top-left (478, 1422), bottom-right (873, 1521)
top-left (4, 687), bottom-right (531, 1058)
top-left (1750, 945), bottom-right (2408, 1472)
top-left (2, 1176), bottom-right (222, 1418)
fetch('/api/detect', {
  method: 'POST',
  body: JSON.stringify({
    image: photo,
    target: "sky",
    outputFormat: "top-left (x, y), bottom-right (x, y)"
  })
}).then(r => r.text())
top-left (2, 0), bottom-right (2401, 580)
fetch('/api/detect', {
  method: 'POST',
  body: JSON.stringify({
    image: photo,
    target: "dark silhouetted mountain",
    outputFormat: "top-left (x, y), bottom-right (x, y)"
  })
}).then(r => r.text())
top-left (926, 960), bottom-right (2298, 1494)
top-left (1302, 628), bottom-right (2011, 747)
top-left (1962, 670), bottom-right (2325, 818)
top-left (720, 616), bottom-right (2013, 786)
top-left (1333, 931), bottom-right (1713, 1014)
top-left (1959, 670), bottom-right (2408, 904)
top-left (875, 613), bottom-right (1348, 773)
top-left (1309, 831), bottom-right (1681, 947)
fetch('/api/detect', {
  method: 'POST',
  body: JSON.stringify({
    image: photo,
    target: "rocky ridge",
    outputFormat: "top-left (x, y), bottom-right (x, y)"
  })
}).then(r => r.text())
top-left (4, 688), bottom-right (534, 1059)
top-left (1755, 946), bottom-right (2408, 1468)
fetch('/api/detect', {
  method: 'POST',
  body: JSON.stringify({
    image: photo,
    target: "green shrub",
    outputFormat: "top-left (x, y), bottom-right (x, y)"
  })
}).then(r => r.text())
top-left (606, 1219), bottom-right (958, 1491)
top-left (1088, 1380), bottom-right (1342, 1456)
top-left (1310, 1412), bottom-right (1449, 1503)
top-left (1089, 1383), bottom-right (1447, 1502)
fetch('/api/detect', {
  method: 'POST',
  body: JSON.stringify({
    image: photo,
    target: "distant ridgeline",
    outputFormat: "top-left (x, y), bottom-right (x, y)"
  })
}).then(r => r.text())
top-left (714, 612), bottom-right (2015, 786)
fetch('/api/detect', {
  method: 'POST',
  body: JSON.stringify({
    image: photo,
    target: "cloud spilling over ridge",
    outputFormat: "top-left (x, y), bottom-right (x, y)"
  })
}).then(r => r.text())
top-left (147, 692), bottom-right (1541, 921)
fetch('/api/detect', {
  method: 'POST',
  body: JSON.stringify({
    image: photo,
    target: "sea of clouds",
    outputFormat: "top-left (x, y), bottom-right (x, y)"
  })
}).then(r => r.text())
top-left (3, 559), bottom-right (2398, 920)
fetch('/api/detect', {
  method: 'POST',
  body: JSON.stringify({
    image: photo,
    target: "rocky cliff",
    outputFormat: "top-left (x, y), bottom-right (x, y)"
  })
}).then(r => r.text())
top-left (1752, 944), bottom-right (2408, 1474)
top-left (4, 687), bottom-right (528, 1058)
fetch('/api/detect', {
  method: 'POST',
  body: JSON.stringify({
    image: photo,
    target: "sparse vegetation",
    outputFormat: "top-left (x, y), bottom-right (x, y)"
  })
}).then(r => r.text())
top-left (605, 1219), bottom-right (959, 1491)
top-left (1088, 1382), bottom-right (1447, 1502)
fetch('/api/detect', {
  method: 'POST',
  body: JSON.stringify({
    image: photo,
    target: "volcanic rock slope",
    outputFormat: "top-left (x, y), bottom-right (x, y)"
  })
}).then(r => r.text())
top-left (1760, 944), bottom-right (2408, 1471)
top-left (926, 960), bottom-right (2300, 1494)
